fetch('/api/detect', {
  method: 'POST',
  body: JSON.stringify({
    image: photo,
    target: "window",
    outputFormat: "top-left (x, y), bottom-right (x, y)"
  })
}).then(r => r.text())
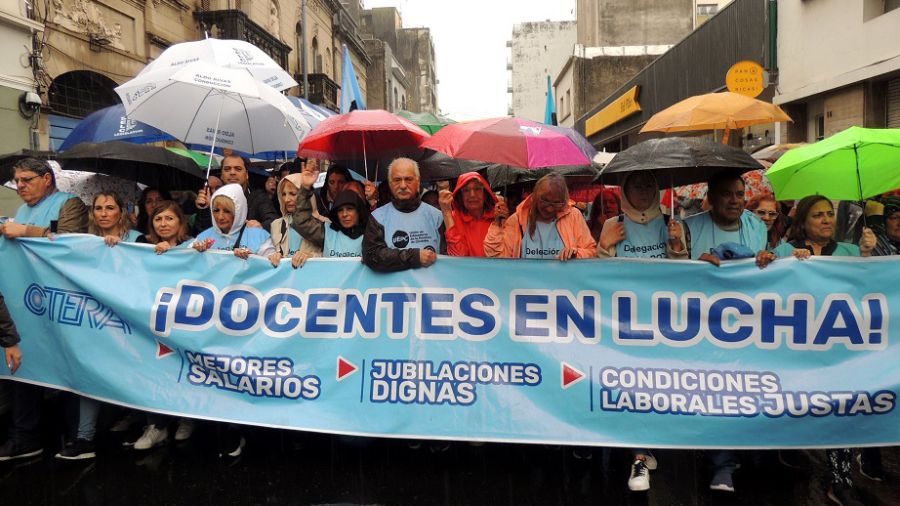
top-left (48, 71), bottom-right (120, 119)
top-left (815, 114), bottom-right (825, 141)
top-left (566, 89), bottom-right (571, 116)
top-left (697, 3), bottom-right (718, 16)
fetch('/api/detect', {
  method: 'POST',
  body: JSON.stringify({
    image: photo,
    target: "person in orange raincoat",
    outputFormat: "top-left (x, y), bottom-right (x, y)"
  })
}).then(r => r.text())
top-left (438, 172), bottom-right (500, 257)
top-left (483, 173), bottom-right (596, 260)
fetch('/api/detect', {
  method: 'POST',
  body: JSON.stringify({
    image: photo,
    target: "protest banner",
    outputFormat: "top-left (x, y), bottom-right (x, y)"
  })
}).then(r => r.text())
top-left (1, 235), bottom-right (896, 448)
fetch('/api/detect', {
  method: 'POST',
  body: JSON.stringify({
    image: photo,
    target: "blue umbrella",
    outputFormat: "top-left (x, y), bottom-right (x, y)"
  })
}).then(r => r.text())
top-left (58, 104), bottom-right (175, 151)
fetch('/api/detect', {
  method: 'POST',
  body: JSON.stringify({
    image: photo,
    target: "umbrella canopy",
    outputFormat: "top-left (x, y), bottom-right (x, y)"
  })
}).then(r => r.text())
top-left (57, 141), bottom-right (207, 189)
top-left (395, 110), bottom-right (457, 135)
top-left (139, 38), bottom-right (297, 92)
top-left (640, 92), bottom-right (792, 133)
top-left (598, 137), bottom-right (764, 188)
top-left (483, 163), bottom-right (600, 189)
top-left (668, 167), bottom-right (774, 202)
top-left (287, 96), bottom-right (336, 128)
top-left (296, 110), bottom-right (430, 173)
top-left (116, 63), bottom-right (311, 164)
top-left (421, 117), bottom-right (597, 169)
top-left (751, 143), bottom-right (808, 163)
top-left (58, 104), bottom-right (176, 151)
top-left (165, 147), bottom-right (219, 169)
top-left (766, 126), bottom-right (900, 201)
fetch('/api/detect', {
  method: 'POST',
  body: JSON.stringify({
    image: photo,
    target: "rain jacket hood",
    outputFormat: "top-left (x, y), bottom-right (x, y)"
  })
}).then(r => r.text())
top-left (328, 189), bottom-right (370, 239)
top-left (210, 183), bottom-right (247, 236)
top-left (451, 172), bottom-right (498, 217)
top-left (620, 171), bottom-right (662, 224)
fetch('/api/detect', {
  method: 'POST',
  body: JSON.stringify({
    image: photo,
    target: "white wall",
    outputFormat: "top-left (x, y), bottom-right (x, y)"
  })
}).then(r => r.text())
top-left (509, 21), bottom-right (576, 122)
top-left (776, 0), bottom-right (900, 104)
top-left (554, 61), bottom-right (575, 127)
top-left (0, 0), bottom-right (41, 92)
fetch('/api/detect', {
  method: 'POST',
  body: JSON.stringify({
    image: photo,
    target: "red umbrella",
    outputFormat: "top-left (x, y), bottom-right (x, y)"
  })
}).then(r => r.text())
top-left (421, 117), bottom-right (596, 169)
top-left (296, 110), bottom-right (430, 178)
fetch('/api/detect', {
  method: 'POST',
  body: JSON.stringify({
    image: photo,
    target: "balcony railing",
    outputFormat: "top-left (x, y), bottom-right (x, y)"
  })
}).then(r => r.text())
top-left (296, 73), bottom-right (340, 112)
top-left (194, 10), bottom-right (292, 70)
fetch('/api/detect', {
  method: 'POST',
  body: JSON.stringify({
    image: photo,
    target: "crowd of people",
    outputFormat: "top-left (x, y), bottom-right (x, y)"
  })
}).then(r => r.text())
top-left (1, 153), bottom-right (898, 506)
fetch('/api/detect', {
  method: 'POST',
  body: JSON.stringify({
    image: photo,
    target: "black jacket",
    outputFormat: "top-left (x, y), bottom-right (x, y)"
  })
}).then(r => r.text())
top-left (0, 293), bottom-right (21, 348)
top-left (195, 187), bottom-right (280, 231)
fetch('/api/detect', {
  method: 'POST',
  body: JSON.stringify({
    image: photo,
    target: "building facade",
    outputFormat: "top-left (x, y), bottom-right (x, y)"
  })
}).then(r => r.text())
top-left (574, 0), bottom-right (774, 152)
top-left (556, 0), bottom-right (691, 129)
top-left (0, 0), bottom-right (43, 152)
top-left (775, 0), bottom-right (900, 143)
top-left (506, 20), bottom-right (576, 122)
top-left (360, 7), bottom-right (438, 114)
top-left (20, 0), bottom-right (369, 152)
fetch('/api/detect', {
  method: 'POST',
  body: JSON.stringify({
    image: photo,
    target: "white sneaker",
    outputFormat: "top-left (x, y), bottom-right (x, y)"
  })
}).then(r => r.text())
top-left (627, 459), bottom-right (650, 492)
top-left (133, 425), bottom-right (168, 450)
top-left (174, 419), bottom-right (195, 441)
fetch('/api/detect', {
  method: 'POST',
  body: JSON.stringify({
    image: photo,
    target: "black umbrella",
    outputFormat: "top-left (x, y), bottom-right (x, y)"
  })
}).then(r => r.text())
top-left (57, 141), bottom-right (206, 189)
top-left (483, 163), bottom-right (601, 189)
top-left (596, 137), bottom-right (763, 188)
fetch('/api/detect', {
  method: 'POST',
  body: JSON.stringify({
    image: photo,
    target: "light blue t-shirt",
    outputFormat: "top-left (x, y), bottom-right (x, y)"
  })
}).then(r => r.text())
top-left (371, 202), bottom-right (443, 253)
top-left (192, 226), bottom-right (272, 254)
top-left (773, 241), bottom-right (860, 258)
top-left (617, 215), bottom-right (668, 259)
top-left (324, 226), bottom-right (363, 258)
top-left (521, 220), bottom-right (565, 259)
top-left (15, 191), bottom-right (78, 227)
top-left (684, 210), bottom-right (767, 260)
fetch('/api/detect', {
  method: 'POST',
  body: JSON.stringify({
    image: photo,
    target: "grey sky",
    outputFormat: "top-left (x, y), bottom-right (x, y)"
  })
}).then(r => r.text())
top-left (363, 0), bottom-right (576, 121)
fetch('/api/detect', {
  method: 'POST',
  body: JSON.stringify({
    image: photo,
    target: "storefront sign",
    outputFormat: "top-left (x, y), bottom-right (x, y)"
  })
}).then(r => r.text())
top-left (726, 61), bottom-right (765, 97)
top-left (585, 86), bottom-right (641, 137)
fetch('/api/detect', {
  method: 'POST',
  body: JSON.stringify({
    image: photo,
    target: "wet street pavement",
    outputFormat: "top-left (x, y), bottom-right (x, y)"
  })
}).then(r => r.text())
top-left (1, 397), bottom-right (899, 505)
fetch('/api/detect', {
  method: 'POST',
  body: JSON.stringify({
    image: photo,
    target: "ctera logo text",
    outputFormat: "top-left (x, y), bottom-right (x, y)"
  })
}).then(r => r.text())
top-left (23, 283), bottom-right (131, 334)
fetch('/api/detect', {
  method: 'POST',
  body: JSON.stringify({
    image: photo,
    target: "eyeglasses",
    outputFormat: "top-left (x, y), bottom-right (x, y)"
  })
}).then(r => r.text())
top-left (886, 214), bottom-right (900, 223)
top-left (538, 196), bottom-right (567, 209)
top-left (754, 210), bottom-right (779, 218)
top-left (13, 174), bottom-right (42, 185)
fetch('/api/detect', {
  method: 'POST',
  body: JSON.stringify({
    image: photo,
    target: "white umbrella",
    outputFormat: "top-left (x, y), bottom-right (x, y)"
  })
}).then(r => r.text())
top-left (115, 62), bottom-right (311, 177)
top-left (140, 38), bottom-right (297, 92)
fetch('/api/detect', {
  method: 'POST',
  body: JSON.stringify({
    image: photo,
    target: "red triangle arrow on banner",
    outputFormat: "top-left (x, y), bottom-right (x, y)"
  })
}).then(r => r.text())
top-left (156, 341), bottom-right (175, 359)
top-left (561, 362), bottom-right (585, 389)
top-left (336, 356), bottom-right (358, 381)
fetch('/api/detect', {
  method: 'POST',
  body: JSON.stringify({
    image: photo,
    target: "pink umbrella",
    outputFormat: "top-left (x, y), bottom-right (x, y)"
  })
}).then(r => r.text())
top-left (421, 117), bottom-right (596, 169)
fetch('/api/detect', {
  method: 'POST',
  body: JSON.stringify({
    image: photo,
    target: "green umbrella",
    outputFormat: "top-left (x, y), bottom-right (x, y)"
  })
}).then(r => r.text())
top-left (166, 147), bottom-right (219, 169)
top-left (766, 126), bottom-right (900, 201)
top-left (394, 110), bottom-right (456, 135)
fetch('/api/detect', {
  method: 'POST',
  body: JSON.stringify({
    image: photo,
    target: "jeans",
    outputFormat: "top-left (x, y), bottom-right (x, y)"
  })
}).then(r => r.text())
top-left (8, 382), bottom-right (42, 447)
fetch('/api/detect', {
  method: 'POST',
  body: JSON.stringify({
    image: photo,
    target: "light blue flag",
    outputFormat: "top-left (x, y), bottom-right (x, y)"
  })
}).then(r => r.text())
top-left (544, 75), bottom-right (556, 125)
top-left (340, 44), bottom-right (366, 113)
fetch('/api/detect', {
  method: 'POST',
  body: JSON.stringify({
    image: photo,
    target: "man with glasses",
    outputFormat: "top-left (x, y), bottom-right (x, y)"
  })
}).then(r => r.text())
top-left (0, 158), bottom-right (87, 461)
top-left (1, 158), bottom-right (87, 239)
top-left (363, 157), bottom-right (443, 271)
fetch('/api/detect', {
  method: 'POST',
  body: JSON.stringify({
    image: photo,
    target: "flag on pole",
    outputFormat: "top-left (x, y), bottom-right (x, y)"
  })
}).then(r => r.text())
top-left (544, 75), bottom-right (557, 126)
top-left (340, 44), bottom-right (366, 113)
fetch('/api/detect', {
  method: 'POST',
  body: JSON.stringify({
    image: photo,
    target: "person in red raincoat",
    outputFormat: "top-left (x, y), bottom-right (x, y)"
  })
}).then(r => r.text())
top-left (438, 172), bottom-right (505, 257)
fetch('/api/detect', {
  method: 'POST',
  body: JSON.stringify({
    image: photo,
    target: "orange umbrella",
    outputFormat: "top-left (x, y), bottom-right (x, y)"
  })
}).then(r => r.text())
top-left (640, 91), bottom-right (792, 143)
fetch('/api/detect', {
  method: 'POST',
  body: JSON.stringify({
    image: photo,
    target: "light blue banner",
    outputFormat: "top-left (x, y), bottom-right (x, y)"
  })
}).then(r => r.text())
top-left (1, 235), bottom-right (898, 449)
